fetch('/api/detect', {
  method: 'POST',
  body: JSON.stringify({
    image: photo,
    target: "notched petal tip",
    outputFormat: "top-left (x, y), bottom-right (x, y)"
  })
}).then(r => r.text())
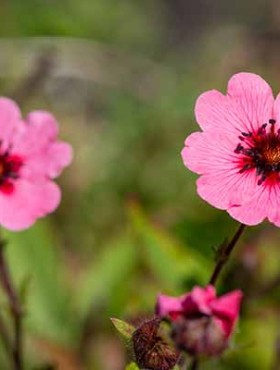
top-left (48, 141), bottom-right (73, 178)
top-left (227, 72), bottom-right (273, 97)
top-left (194, 90), bottom-right (227, 131)
top-left (0, 97), bottom-right (21, 116)
top-left (26, 110), bottom-right (59, 138)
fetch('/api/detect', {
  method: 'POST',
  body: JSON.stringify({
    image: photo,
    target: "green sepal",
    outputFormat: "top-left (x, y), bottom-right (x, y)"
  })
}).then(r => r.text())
top-left (111, 318), bottom-right (135, 341)
top-left (125, 363), bottom-right (140, 370)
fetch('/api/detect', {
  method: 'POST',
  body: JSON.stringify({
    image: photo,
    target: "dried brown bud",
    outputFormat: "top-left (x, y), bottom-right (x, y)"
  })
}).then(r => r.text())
top-left (132, 318), bottom-right (179, 370)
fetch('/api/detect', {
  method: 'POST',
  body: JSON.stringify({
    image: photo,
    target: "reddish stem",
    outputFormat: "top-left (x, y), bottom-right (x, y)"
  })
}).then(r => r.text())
top-left (0, 242), bottom-right (23, 370)
top-left (209, 223), bottom-right (246, 285)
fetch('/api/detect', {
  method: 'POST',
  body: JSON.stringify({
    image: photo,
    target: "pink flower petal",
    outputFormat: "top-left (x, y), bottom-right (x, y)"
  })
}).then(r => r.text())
top-left (21, 141), bottom-right (73, 180)
top-left (182, 131), bottom-right (237, 176)
top-left (227, 72), bottom-right (274, 132)
top-left (195, 90), bottom-right (245, 135)
top-left (0, 98), bottom-right (21, 148)
top-left (46, 142), bottom-right (73, 178)
top-left (228, 183), bottom-right (271, 225)
top-left (26, 110), bottom-right (58, 137)
top-left (13, 111), bottom-right (59, 156)
top-left (0, 179), bottom-right (61, 231)
top-left (196, 169), bottom-right (258, 211)
top-left (156, 293), bottom-right (186, 317)
top-left (182, 129), bottom-right (260, 210)
top-left (195, 73), bottom-right (274, 135)
top-left (211, 290), bottom-right (243, 338)
top-left (266, 184), bottom-right (280, 226)
top-left (228, 181), bottom-right (280, 226)
top-left (182, 285), bottom-right (216, 316)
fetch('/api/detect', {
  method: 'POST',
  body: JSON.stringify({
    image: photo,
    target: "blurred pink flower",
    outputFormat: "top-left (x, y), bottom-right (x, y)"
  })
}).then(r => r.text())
top-left (182, 72), bottom-right (280, 226)
top-left (156, 286), bottom-right (242, 356)
top-left (0, 98), bottom-right (72, 231)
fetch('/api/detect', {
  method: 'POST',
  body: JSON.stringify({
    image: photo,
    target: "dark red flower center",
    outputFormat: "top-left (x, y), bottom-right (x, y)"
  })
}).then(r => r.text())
top-left (234, 119), bottom-right (280, 185)
top-left (0, 149), bottom-right (23, 194)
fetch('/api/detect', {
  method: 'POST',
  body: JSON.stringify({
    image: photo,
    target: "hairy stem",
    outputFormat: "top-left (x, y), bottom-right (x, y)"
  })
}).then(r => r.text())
top-left (0, 242), bottom-right (24, 370)
top-left (0, 310), bottom-right (13, 359)
top-left (209, 223), bottom-right (246, 286)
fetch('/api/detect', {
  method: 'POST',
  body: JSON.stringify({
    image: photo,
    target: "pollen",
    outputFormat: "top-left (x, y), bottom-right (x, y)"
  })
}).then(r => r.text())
top-left (261, 141), bottom-right (280, 165)
top-left (0, 161), bottom-right (4, 177)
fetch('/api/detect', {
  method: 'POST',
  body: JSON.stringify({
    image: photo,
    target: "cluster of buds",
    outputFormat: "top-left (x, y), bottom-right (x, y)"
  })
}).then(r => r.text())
top-left (120, 285), bottom-right (243, 369)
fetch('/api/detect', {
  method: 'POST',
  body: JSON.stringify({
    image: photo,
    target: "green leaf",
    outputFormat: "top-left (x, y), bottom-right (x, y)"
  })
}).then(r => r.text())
top-left (111, 318), bottom-right (135, 340)
top-left (125, 363), bottom-right (139, 370)
top-left (128, 203), bottom-right (210, 291)
top-left (77, 232), bottom-right (137, 317)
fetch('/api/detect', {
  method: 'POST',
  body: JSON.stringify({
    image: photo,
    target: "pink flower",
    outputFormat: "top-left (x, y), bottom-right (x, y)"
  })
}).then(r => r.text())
top-left (181, 72), bottom-right (280, 226)
top-left (0, 98), bottom-right (72, 231)
top-left (156, 286), bottom-right (242, 356)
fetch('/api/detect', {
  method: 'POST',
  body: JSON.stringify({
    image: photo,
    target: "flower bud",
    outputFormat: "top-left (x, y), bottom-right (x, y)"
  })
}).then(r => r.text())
top-left (132, 318), bottom-right (179, 370)
top-left (156, 285), bottom-right (243, 357)
top-left (171, 315), bottom-right (228, 356)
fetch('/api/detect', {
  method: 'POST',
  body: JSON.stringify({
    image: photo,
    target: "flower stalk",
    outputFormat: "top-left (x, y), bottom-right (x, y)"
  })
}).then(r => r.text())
top-left (209, 223), bottom-right (247, 285)
top-left (187, 223), bottom-right (246, 370)
top-left (0, 240), bottom-right (23, 370)
top-left (0, 310), bottom-right (13, 360)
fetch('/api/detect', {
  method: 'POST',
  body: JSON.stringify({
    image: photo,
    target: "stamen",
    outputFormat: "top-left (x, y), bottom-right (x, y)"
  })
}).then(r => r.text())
top-left (244, 148), bottom-right (256, 156)
top-left (8, 173), bottom-right (19, 180)
top-left (239, 164), bottom-right (252, 173)
top-left (257, 174), bottom-right (267, 185)
top-left (256, 166), bottom-right (263, 175)
top-left (269, 119), bottom-right (276, 124)
top-left (234, 143), bottom-right (244, 154)
top-left (258, 124), bottom-right (267, 135)
top-left (271, 164), bottom-right (278, 171)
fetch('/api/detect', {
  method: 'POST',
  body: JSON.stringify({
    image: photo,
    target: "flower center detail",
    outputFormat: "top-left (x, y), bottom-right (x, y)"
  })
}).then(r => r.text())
top-left (234, 119), bottom-right (280, 185)
top-left (0, 148), bottom-right (23, 194)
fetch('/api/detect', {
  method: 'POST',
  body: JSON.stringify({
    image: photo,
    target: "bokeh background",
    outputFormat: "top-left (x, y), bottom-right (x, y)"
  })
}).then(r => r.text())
top-left (0, 0), bottom-right (280, 369)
